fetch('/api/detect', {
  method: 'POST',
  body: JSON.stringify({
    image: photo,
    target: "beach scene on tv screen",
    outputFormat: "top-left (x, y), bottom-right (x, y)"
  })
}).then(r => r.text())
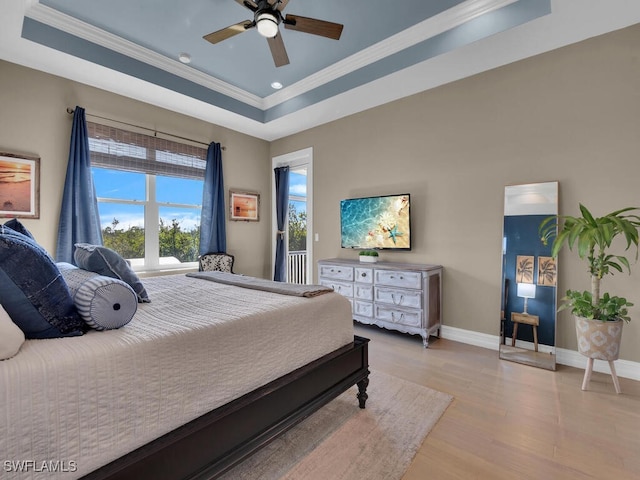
top-left (341, 194), bottom-right (410, 249)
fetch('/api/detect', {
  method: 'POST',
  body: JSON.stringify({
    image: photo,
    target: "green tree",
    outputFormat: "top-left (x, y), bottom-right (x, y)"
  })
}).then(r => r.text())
top-left (159, 218), bottom-right (200, 262)
top-left (102, 217), bottom-right (200, 263)
top-left (288, 202), bottom-right (307, 251)
top-left (103, 218), bottom-right (145, 259)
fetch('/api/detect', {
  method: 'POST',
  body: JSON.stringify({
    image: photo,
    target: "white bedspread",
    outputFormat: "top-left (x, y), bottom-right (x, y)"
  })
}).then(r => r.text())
top-left (0, 274), bottom-right (354, 479)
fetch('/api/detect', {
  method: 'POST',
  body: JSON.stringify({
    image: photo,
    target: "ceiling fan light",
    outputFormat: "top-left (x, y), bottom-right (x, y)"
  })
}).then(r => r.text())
top-left (256, 12), bottom-right (279, 38)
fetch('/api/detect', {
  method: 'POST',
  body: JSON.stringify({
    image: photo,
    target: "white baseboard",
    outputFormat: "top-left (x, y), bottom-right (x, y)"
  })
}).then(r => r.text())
top-left (440, 325), bottom-right (640, 381)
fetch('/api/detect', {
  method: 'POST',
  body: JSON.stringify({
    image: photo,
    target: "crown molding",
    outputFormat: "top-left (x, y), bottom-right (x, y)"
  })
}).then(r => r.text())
top-left (25, 0), bottom-right (515, 111)
top-left (24, 2), bottom-right (264, 109)
top-left (263, 0), bottom-right (517, 108)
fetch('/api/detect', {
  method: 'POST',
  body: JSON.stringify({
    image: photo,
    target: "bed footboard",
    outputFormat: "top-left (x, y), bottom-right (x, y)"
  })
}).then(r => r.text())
top-left (81, 335), bottom-right (370, 480)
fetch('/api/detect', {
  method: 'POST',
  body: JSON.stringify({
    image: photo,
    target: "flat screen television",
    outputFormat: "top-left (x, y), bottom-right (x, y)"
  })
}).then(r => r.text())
top-left (340, 193), bottom-right (411, 250)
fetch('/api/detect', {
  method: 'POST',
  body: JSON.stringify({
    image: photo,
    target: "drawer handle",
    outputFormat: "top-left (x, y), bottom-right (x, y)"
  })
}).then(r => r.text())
top-left (361, 272), bottom-right (367, 277)
top-left (391, 312), bottom-right (405, 323)
top-left (391, 294), bottom-right (404, 305)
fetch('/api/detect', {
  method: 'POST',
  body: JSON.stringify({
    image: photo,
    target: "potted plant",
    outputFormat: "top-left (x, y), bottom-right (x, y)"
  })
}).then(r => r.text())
top-left (539, 204), bottom-right (640, 392)
top-left (359, 249), bottom-right (379, 263)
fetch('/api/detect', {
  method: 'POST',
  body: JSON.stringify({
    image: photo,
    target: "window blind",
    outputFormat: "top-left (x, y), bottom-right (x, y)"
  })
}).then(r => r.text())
top-left (87, 122), bottom-right (207, 180)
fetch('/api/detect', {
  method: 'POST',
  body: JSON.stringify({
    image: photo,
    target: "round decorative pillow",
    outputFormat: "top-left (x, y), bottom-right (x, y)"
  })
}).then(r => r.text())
top-left (58, 263), bottom-right (137, 331)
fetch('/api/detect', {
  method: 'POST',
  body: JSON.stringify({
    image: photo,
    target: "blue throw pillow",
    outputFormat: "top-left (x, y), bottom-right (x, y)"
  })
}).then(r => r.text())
top-left (3, 218), bottom-right (35, 239)
top-left (73, 243), bottom-right (150, 303)
top-left (0, 231), bottom-right (84, 339)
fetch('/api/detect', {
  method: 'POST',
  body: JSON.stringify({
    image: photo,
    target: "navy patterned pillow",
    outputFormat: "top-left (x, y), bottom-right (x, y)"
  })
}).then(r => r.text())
top-left (3, 218), bottom-right (35, 239)
top-left (0, 229), bottom-right (84, 339)
top-left (73, 243), bottom-right (150, 303)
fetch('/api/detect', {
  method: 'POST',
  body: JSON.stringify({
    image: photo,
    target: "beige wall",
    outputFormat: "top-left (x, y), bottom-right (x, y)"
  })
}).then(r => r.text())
top-left (0, 60), bottom-right (272, 278)
top-left (2, 24), bottom-right (640, 362)
top-left (271, 24), bottom-right (640, 362)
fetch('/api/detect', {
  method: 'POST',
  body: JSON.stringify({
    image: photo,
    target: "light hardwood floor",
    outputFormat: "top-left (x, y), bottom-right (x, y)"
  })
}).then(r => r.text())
top-left (354, 323), bottom-right (640, 480)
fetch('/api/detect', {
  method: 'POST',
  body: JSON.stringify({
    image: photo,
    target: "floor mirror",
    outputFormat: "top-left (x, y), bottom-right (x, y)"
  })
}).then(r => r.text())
top-left (499, 182), bottom-right (558, 371)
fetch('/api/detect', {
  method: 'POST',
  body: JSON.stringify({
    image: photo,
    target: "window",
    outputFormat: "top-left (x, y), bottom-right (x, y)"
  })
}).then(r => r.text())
top-left (88, 122), bottom-right (206, 270)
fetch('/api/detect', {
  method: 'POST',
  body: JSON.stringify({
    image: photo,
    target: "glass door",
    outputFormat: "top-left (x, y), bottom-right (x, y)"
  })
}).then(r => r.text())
top-left (272, 148), bottom-right (313, 284)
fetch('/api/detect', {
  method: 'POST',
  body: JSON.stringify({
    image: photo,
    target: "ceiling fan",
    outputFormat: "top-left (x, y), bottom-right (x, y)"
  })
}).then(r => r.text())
top-left (203, 0), bottom-right (344, 67)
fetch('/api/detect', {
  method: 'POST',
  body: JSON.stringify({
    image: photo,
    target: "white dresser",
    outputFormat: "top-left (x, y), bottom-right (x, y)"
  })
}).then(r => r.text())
top-left (318, 258), bottom-right (443, 347)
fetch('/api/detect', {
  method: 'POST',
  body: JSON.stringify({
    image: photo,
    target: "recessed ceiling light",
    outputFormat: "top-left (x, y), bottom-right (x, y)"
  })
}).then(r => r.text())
top-left (271, 81), bottom-right (283, 90)
top-left (178, 53), bottom-right (191, 64)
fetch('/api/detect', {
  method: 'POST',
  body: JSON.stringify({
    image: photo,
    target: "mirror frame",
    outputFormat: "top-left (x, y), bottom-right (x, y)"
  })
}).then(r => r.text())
top-left (499, 181), bottom-right (558, 371)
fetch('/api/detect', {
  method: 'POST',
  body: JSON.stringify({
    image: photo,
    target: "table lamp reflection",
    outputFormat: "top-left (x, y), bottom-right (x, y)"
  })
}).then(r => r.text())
top-left (517, 283), bottom-right (536, 314)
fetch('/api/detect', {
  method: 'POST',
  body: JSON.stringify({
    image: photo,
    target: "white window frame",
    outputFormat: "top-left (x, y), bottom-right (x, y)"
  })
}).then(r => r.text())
top-left (94, 170), bottom-right (203, 272)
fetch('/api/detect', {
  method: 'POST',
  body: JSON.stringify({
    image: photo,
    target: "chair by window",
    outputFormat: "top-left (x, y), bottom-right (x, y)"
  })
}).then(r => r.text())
top-left (198, 252), bottom-right (234, 273)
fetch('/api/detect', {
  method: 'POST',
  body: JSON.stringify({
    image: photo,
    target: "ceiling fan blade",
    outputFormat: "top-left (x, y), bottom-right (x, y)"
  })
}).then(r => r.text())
top-left (284, 14), bottom-right (343, 40)
top-left (203, 20), bottom-right (253, 44)
top-left (267, 33), bottom-right (289, 67)
top-left (270, 0), bottom-right (290, 11)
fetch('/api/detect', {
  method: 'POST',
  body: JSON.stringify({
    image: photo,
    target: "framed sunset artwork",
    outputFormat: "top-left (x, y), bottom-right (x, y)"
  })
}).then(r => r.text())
top-left (0, 152), bottom-right (40, 219)
top-left (229, 190), bottom-right (259, 221)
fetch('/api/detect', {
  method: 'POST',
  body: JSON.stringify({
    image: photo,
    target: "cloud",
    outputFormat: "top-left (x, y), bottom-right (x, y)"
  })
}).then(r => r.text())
top-left (290, 184), bottom-right (306, 196)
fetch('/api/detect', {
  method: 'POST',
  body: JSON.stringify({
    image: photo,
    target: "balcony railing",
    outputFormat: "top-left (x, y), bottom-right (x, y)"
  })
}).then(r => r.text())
top-left (287, 250), bottom-right (307, 285)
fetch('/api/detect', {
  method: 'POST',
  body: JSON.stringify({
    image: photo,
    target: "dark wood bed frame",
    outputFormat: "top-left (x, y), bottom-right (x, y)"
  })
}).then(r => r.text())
top-left (81, 335), bottom-right (370, 480)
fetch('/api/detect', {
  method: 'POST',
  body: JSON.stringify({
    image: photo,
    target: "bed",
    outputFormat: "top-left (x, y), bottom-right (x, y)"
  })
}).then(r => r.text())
top-left (0, 273), bottom-right (370, 480)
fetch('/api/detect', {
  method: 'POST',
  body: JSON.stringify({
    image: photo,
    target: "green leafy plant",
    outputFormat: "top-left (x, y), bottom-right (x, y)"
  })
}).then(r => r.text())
top-left (559, 290), bottom-right (633, 322)
top-left (359, 249), bottom-right (379, 257)
top-left (539, 204), bottom-right (640, 322)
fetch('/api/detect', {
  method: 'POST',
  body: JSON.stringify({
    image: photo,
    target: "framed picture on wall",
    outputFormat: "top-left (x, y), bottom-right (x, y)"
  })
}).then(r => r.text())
top-left (516, 255), bottom-right (534, 283)
top-left (537, 256), bottom-right (557, 286)
top-left (229, 190), bottom-right (259, 221)
top-left (0, 152), bottom-right (40, 219)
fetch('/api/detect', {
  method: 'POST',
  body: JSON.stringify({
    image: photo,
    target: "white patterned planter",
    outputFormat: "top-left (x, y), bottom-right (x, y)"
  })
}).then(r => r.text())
top-left (575, 316), bottom-right (623, 361)
top-left (359, 256), bottom-right (378, 263)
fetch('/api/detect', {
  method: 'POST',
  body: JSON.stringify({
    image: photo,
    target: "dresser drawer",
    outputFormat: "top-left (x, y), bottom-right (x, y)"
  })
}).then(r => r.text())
top-left (375, 287), bottom-right (422, 309)
top-left (374, 269), bottom-right (422, 289)
top-left (354, 300), bottom-right (373, 318)
top-left (319, 264), bottom-right (354, 282)
top-left (354, 267), bottom-right (373, 284)
top-left (319, 279), bottom-right (353, 298)
top-left (354, 284), bottom-right (373, 301)
top-left (375, 305), bottom-right (422, 328)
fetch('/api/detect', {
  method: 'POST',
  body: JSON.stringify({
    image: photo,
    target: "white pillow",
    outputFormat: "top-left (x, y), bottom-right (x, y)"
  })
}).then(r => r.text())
top-left (0, 304), bottom-right (25, 360)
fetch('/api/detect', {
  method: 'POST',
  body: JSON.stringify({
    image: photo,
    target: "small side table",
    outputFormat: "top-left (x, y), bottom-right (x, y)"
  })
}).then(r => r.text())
top-left (511, 312), bottom-right (539, 352)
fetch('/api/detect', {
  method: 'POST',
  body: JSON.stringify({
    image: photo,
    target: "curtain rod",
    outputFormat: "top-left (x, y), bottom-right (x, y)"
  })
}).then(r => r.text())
top-left (66, 108), bottom-right (225, 150)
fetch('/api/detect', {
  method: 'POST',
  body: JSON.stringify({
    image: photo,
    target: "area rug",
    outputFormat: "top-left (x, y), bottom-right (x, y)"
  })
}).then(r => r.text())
top-left (219, 371), bottom-right (453, 480)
